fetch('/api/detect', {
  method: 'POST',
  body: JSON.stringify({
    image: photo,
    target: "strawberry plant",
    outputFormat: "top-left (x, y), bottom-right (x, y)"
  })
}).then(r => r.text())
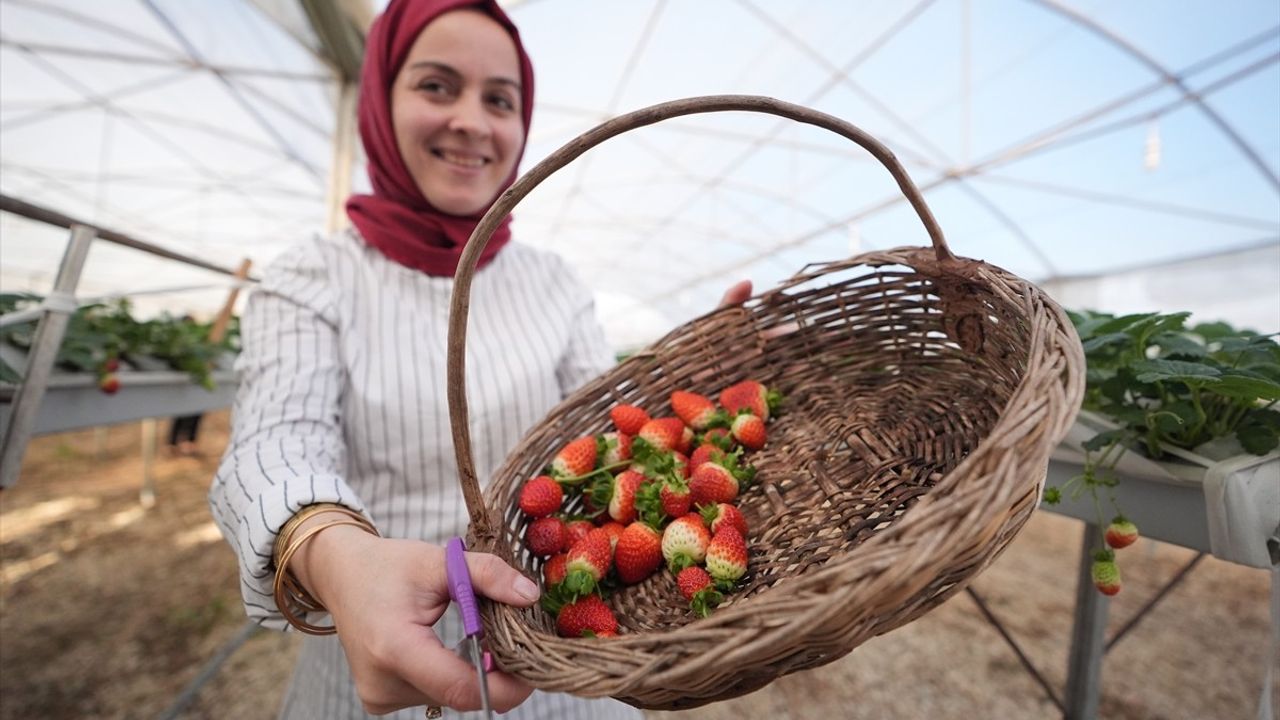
top-left (0, 294), bottom-right (239, 389)
top-left (1044, 310), bottom-right (1280, 593)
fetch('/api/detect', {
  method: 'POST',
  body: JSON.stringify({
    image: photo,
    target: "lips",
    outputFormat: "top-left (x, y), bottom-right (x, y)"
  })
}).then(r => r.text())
top-left (432, 148), bottom-right (488, 168)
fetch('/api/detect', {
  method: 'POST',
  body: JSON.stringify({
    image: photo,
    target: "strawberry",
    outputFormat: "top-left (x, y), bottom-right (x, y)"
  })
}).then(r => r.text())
top-left (676, 566), bottom-right (723, 618)
top-left (608, 470), bottom-right (647, 524)
top-left (98, 374), bottom-right (120, 395)
top-left (1091, 549), bottom-right (1121, 596)
top-left (563, 532), bottom-right (613, 596)
top-left (614, 521), bottom-right (663, 584)
top-left (672, 451), bottom-right (690, 478)
top-left (525, 516), bottom-right (567, 557)
top-left (551, 436), bottom-right (598, 479)
top-left (543, 552), bottom-right (568, 587)
top-left (730, 412), bottom-right (767, 451)
top-left (564, 519), bottom-right (595, 548)
top-left (1105, 517), bottom-right (1139, 550)
top-left (689, 462), bottom-right (740, 506)
top-left (102, 357), bottom-right (120, 373)
top-left (598, 432), bottom-right (633, 466)
top-left (719, 380), bottom-right (781, 421)
top-left (518, 475), bottom-right (563, 518)
top-left (705, 527), bottom-right (748, 590)
top-left (556, 594), bottom-right (618, 638)
top-left (670, 390), bottom-right (726, 430)
top-left (659, 478), bottom-right (692, 518)
top-left (609, 404), bottom-right (650, 435)
top-left (699, 427), bottom-right (735, 451)
top-left (688, 444), bottom-right (721, 472)
top-left (701, 502), bottom-right (748, 537)
top-left (636, 418), bottom-right (687, 454)
top-left (662, 514), bottom-right (711, 573)
top-left (596, 521), bottom-right (627, 551)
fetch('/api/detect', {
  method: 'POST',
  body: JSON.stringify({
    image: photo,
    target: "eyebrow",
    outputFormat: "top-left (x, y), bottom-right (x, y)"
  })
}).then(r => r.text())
top-left (405, 60), bottom-right (521, 90)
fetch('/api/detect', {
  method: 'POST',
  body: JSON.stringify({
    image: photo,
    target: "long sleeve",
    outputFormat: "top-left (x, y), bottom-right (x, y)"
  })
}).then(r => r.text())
top-left (552, 256), bottom-right (616, 395)
top-left (208, 238), bottom-right (368, 630)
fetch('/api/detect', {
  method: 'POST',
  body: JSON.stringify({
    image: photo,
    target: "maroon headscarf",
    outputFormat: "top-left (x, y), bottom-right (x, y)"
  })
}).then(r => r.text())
top-left (345, 0), bottom-right (535, 276)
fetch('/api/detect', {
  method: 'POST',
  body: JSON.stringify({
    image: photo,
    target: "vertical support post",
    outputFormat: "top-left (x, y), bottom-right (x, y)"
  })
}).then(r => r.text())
top-left (1064, 521), bottom-right (1110, 719)
top-left (140, 418), bottom-right (157, 507)
top-left (325, 81), bottom-right (358, 234)
top-left (0, 225), bottom-right (95, 488)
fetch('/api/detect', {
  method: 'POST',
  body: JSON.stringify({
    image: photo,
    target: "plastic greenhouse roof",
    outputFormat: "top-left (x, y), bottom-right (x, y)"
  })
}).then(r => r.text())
top-left (1, 0), bottom-right (1277, 348)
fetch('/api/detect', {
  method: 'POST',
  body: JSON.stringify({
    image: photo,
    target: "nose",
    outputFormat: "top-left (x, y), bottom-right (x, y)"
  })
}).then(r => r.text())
top-left (447, 92), bottom-right (491, 139)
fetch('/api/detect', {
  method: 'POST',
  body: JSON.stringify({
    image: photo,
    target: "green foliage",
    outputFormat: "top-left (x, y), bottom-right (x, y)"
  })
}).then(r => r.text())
top-left (0, 294), bottom-right (240, 389)
top-left (1068, 309), bottom-right (1280, 458)
top-left (1045, 310), bottom-right (1279, 557)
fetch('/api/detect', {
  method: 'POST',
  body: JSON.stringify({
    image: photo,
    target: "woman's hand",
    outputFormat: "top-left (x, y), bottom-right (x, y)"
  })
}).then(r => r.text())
top-left (291, 521), bottom-right (541, 715)
top-left (718, 280), bottom-right (753, 308)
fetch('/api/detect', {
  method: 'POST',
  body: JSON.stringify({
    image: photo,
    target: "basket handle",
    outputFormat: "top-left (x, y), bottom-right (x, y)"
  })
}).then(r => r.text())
top-left (448, 95), bottom-right (952, 543)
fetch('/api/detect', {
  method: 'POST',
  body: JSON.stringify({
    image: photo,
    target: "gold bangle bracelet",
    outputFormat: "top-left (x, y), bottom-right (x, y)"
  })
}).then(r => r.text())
top-left (272, 503), bottom-right (371, 569)
top-left (272, 517), bottom-right (378, 635)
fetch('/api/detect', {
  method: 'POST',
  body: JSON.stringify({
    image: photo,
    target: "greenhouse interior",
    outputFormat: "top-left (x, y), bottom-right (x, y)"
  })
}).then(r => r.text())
top-left (1, 1), bottom-right (1277, 719)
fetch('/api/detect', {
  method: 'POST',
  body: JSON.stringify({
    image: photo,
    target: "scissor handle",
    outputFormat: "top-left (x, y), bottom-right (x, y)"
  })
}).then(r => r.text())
top-left (445, 537), bottom-right (484, 637)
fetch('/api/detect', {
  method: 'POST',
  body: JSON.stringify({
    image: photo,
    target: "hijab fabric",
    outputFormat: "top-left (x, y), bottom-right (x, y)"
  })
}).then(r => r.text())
top-left (345, 0), bottom-right (535, 276)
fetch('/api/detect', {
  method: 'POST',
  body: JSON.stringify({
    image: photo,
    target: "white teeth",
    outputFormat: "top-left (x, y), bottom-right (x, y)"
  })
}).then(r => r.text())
top-left (439, 150), bottom-right (485, 168)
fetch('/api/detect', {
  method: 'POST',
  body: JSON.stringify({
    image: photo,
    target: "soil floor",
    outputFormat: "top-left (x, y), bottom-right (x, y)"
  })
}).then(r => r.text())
top-left (1, 411), bottom-right (1275, 719)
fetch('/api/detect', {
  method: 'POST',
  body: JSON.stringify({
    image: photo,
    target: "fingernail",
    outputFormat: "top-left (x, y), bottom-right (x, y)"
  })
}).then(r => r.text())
top-left (513, 575), bottom-right (540, 602)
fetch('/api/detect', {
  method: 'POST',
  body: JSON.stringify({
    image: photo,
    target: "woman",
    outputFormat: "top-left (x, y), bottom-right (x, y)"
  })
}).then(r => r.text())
top-left (208, 1), bottom-right (739, 716)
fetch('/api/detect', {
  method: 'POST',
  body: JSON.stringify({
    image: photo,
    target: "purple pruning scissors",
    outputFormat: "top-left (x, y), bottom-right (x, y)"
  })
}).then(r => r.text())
top-left (445, 537), bottom-right (494, 719)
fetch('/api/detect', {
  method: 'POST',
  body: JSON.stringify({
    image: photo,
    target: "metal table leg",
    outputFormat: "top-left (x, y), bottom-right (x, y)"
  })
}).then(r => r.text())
top-left (1064, 521), bottom-right (1110, 719)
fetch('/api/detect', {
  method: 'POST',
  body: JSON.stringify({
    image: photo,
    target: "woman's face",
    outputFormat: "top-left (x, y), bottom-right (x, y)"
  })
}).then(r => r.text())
top-left (391, 9), bottom-right (524, 216)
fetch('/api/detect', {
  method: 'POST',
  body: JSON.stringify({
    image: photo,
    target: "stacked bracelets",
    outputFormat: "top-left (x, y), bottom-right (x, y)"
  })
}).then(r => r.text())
top-left (271, 503), bottom-right (379, 634)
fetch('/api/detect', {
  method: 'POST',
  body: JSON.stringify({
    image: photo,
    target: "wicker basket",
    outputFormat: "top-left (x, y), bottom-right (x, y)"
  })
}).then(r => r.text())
top-left (446, 96), bottom-right (1085, 710)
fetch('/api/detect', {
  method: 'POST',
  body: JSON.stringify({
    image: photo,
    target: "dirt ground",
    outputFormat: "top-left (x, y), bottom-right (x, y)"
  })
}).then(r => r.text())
top-left (1, 412), bottom-right (1275, 719)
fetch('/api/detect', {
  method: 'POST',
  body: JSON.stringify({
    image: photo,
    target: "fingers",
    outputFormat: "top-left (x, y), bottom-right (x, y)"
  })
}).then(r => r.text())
top-left (717, 279), bottom-right (753, 308)
top-left (390, 628), bottom-right (535, 713)
top-left (465, 551), bottom-right (540, 607)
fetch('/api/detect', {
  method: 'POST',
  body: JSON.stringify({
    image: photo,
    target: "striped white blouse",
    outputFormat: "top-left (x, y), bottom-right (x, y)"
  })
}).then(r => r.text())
top-left (209, 229), bottom-right (641, 719)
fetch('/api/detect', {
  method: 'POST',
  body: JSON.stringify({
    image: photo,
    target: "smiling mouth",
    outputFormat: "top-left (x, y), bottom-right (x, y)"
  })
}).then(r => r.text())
top-left (432, 149), bottom-right (487, 168)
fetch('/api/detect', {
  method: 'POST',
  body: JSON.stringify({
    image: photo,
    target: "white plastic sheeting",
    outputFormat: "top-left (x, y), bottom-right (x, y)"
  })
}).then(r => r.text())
top-left (1, 0), bottom-right (1277, 347)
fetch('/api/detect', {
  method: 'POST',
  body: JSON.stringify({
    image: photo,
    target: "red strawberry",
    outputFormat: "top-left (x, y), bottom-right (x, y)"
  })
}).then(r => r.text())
top-left (556, 594), bottom-right (618, 638)
top-left (563, 532), bottom-right (613, 595)
top-left (719, 380), bottom-right (781, 421)
top-left (551, 437), bottom-right (598, 479)
top-left (688, 444), bottom-right (721, 472)
top-left (543, 552), bottom-right (568, 587)
top-left (98, 374), bottom-right (120, 395)
top-left (564, 519), bottom-right (595, 548)
top-left (670, 390), bottom-right (726, 431)
top-left (1105, 517), bottom-right (1139, 550)
top-left (637, 418), bottom-right (687, 454)
top-left (596, 521), bottom-right (627, 551)
top-left (518, 475), bottom-right (563, 518)
top-left (1091, 549), bottom-right (1121, 596)
top-left (609, 404), bottom-right (650, 435)
top-left (525, 516), bottom-right (567, 557)
top-left (614, 521), bottom-right (663, 584)
top-left (598, 432), bottom-right (633, 466)
top-left (676, 566), bottom-right (724, 618)
top-left (102, 357), bottom-right (120, 373)
top-left (701, 502), bottom-right (748, 537)
top-left (700, 427), bottom-right (735, 451)
top-left (672, 451), bottom-right (690, 478)
top-left (689, 462), bottom-right (740, 506)
top-left (608, 470), bottom-right (647, 524)
top-left (705, 527), bottom-right (748, 589)
top-left (730, 412), bottom-right (767, 451)
top-left (659, 479), bottom-right (692, 518)
top-left (662, 514), bottom-right (711, 573)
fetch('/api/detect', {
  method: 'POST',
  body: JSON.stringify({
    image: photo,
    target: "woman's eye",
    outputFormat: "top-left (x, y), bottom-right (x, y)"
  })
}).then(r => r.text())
top-left (417, 79), bottom-right (452, 96)
top-left (487, 94), bottom-right (516, 112)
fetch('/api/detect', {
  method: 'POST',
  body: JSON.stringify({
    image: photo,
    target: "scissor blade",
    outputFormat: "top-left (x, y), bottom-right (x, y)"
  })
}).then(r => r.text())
top-left (468, 636), bottom-right (492, 719)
